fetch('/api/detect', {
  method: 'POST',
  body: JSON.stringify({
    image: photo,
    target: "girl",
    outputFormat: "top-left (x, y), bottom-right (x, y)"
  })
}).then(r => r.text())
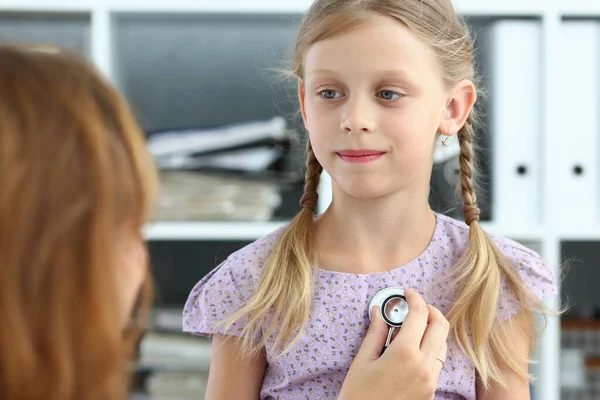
top-left (0, 45), bottom-right (157, 399)
top-left (183, 0), bottom-right (557, 398)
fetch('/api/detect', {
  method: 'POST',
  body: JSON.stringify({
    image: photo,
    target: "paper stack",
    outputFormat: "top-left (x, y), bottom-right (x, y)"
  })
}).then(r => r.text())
top-left (156, 171), bottom-right (281, 221)
top-left (137, 332), bottom-right (211, 399)
top-left (147, 116), bottom-right (293, 221)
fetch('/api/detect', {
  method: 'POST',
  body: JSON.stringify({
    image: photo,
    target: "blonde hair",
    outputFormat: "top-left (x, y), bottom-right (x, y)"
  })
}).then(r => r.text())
top-left (224, 0), bottom-right (547, 389)
top-left (0, 45), bottom-right (157, 399)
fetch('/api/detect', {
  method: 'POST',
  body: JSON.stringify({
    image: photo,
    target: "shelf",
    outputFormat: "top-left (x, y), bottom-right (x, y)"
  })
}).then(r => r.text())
top-left (105, 0), bottom-right (312, 14)
top-left (0, 0), bottom-right (312, 13)
top-left (0, 0), bottom-right (575, 16)
top-left (3, 0), bottom-right (600, 18)
top-left (0, 1), bottom-right (91, 12)
top-left (562, 1), bottom-right (600, 18)
top-left (106, 0), bottom-right (547, 16)
top-left (144, 220), bottom-right (287, 240)
top-left (556, 228), bottom-right (600, 241)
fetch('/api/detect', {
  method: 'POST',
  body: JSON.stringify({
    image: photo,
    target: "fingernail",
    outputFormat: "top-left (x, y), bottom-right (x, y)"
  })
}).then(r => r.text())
top-left (371, 305), bottom-right (380, 318)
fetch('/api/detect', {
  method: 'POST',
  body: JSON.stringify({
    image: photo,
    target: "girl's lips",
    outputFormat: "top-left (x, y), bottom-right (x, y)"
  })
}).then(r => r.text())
top-left (336, 150), bottom-right (386, 163)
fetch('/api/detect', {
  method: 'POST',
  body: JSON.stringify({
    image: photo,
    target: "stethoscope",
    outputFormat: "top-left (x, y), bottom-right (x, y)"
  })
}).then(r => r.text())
top-left (368, 287), bottom-right (409, 355)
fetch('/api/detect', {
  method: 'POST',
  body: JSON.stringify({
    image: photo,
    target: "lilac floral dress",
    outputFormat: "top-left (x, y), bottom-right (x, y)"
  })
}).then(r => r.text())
top-left (183, 213), bottom-right (557, 399)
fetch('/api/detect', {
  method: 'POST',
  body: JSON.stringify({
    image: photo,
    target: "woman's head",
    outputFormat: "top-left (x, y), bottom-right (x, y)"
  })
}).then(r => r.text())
top-left (0, 45), bottom-right (157, 399)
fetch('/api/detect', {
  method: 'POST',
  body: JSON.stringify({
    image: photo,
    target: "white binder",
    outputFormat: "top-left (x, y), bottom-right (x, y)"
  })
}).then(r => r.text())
top-left (479, 20), bottom-right (543, 225)
top-left (554, 22), bottom-right (599, 226)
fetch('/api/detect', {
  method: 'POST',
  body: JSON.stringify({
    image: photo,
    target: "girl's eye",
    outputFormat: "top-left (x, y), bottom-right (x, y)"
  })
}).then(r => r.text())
top-left (378, 90), bottom-right (402, 101)
top-left (318, 89), bottom-right (343, 100)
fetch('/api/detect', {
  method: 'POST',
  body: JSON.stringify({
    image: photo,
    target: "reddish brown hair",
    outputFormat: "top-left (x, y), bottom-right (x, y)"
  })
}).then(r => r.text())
top-left (0, 45), bottom-right (157, 399)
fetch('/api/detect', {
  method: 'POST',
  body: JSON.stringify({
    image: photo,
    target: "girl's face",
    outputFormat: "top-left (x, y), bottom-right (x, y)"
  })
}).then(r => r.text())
top-left (299, 15), bottom-right (465, 201)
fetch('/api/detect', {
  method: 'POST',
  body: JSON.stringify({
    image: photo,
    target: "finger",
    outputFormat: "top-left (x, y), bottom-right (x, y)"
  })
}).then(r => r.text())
top-left (430, 342), bottom-right (447, 400)
top-left (354, 305), bottom-right (389, 363)
top-left (421, 305), bottom-right (450, 361)
top-left (433, 342), bottom-right (448, 379)
top-left (393, 289), bottom-right (429, 350)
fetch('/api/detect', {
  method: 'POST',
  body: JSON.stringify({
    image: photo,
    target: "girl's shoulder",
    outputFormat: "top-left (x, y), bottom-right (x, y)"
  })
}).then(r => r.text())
top-left (434, 212), bottom-right (558, 318)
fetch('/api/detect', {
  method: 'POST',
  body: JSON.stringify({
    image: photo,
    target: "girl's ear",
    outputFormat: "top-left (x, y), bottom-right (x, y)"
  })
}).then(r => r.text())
top-left (439, 79), bottom-right (477, 136)
top-left (298, 79), bottom-right (308, 129)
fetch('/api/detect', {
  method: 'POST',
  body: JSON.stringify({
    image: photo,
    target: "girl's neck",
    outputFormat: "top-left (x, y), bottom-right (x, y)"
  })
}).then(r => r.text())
top-left (313, 188), bottom-right (436, 274)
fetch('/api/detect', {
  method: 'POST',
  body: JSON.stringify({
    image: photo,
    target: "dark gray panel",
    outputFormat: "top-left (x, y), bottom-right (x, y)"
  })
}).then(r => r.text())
top-left (561, 241), bottom-right (600, 317)
top-left (0, 12), bottom-right (90, 57)
top-left (148, 239), bottom-right (251, 307)
top-left (113, 13), bottom-right (303, 132)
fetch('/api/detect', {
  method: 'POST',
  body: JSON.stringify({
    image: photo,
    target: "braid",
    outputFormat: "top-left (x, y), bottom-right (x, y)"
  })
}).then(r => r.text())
top-left (299, 140), bottom-right (323, 211)
top-left (457, 114), bottom-right (481, 225)
top-left (449, 111), bottom-right (538, 388)
top-left (221, 139), bottom-right (324, 357)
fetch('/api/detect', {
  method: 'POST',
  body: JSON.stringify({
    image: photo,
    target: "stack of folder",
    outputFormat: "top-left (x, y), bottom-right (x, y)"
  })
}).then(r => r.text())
top-left (147, 116), bottom-right (297, 221)
top-left (137, 331), bottom-right (211, 399)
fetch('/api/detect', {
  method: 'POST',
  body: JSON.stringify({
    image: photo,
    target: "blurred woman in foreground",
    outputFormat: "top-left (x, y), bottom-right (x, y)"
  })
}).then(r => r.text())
top-left (0, 45), bottom-right (158, 399)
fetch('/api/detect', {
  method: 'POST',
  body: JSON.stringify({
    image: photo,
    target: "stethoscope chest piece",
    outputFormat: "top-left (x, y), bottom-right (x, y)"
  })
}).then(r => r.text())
top-left (369, 286), bottom-right (408, 326)
top-left (368, 286), bottom-right (409, 353)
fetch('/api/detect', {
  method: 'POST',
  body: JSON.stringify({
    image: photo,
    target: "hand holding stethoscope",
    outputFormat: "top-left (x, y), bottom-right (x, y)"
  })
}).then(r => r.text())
top-left (338, 288), bottom-right (449, 400)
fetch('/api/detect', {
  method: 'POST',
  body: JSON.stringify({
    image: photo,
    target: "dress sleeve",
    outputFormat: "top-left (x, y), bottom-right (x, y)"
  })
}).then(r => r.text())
top-left (496, 241), bottom-right (559, 321)
top-left (182, 258), bottom-right (259, 339)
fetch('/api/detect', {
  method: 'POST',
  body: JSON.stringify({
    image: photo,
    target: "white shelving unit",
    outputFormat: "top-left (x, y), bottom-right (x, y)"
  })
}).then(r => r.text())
top-left (4, 1), bottom-right (600, 398)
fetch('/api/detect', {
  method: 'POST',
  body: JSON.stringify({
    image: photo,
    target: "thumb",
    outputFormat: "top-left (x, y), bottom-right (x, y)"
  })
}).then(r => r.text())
top-left (355, 305), bottom-right (388, 363)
